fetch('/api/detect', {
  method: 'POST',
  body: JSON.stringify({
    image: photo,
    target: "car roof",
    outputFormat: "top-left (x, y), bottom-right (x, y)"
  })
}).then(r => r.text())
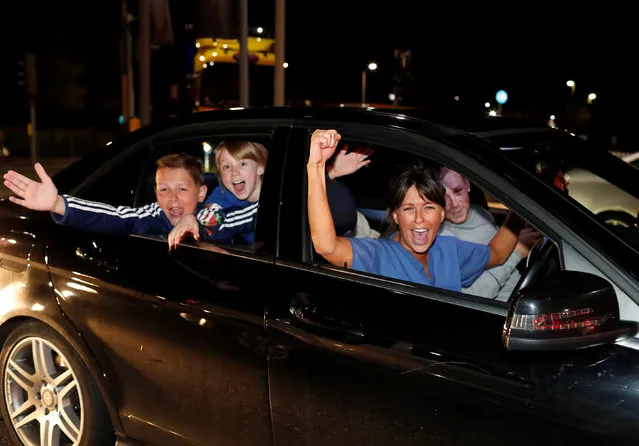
top-left (366, 107), bottom-right (549, 134)
top-left (151, 106), bottom-right (549, 138)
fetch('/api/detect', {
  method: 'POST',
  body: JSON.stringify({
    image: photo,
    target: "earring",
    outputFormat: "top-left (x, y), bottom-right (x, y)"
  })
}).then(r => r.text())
top-left (467, 188), bottom-right (471, 192)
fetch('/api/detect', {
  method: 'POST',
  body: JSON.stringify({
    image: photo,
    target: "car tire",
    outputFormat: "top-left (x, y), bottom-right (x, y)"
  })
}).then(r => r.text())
top-left (0, 320), bottom-right (113, 446)
top-left (597, 211), bottom-right (636, 228)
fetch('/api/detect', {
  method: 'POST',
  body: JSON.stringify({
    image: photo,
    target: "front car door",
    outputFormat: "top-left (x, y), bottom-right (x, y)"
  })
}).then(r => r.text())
top-left (266, 119), bottom-right (639, 445)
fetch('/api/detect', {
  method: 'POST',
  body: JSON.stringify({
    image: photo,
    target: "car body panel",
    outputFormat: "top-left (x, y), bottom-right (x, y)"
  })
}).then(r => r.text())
top-left (0, 207), bottom-right (125, 434)
top-left (2, 108), bottom-right (639, 445)
top-left (265, 121), bottom-right (639, 445)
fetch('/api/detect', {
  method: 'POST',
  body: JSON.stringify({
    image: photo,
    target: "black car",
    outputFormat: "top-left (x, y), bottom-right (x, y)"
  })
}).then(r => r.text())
top-left (1, 107), bottom-right (639, 446)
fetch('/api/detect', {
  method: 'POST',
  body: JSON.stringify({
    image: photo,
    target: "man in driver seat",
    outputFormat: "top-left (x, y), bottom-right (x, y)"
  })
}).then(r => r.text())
top-left (438, 167), bottom-right (542, 301)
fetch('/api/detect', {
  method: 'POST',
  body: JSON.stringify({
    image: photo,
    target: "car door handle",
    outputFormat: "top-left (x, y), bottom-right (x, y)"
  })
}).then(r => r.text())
top-left (289, 299), bottom-right (366, 343)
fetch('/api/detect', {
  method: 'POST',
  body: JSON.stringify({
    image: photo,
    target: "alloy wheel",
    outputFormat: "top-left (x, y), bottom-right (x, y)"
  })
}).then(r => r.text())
top-left (3, 336), bottom-right (84, 446)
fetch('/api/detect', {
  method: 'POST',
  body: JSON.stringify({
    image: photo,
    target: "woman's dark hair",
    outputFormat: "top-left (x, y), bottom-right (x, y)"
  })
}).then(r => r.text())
top-left (381, 162), bottom-right (446, 238)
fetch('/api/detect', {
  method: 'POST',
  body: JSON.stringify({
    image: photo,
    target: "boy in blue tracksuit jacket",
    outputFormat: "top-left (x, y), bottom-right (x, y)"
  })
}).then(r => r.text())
top-left (190, 140), bottom-right (268, 246)
top-left (3, 153), bottom-right (254, 246)
top-left (50, 194), bottom-right (255, 243)
top-left (170, 140), bottom-right (269, 248)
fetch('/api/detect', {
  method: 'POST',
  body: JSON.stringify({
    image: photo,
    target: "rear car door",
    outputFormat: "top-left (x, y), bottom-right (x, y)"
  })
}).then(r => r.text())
top-left (46, 120), bottom-right (290, 445)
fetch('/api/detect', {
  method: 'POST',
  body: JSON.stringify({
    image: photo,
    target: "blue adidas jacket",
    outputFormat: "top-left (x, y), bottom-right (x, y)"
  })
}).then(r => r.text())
top-left (198, 186), bottom-right (258, 244)
top-left (51, 194), bottom-right (257, 243)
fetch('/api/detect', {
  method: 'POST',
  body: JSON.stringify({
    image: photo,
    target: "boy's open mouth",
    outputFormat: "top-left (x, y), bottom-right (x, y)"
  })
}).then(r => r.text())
top-left (232, 180), bottom-right (246, 195)
top-left (169, 207), bottom-right (184, 218)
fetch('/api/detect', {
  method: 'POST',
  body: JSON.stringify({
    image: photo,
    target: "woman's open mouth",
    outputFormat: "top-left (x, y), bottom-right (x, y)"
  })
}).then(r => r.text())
top-left (412, 228), bottom-right (429, 244)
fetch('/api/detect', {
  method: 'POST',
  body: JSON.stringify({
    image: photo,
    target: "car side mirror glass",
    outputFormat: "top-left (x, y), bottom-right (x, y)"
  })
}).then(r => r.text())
top-left (503, 270), bottom-right (638, 352)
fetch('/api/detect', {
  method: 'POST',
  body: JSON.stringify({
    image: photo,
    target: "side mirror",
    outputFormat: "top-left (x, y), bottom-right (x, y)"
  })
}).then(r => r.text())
top-left (502, 270), bottom-right (638, 351)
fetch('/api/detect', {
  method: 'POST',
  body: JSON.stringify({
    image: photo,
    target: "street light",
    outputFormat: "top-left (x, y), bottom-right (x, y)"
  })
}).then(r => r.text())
top-left (495, 89), bottom-right (508, 115)
top-left (587, 92), bottom-right (597, 104)
top-left (361, 62), bottom-right (377, 107)
top-left (566, 80), bottom-right (575, 98)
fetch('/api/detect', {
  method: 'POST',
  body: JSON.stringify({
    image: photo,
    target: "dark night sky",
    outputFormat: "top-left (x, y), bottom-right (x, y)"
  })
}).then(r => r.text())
top-left (1, 1), bottom-right (638, 143)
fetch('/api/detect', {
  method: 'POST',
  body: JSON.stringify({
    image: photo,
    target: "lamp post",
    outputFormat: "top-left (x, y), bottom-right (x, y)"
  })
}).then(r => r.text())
top-left (361, 62), bottom-right (377, 107)
top-left (566, 80), bottom-right (575, 98)
top-left (587, 92), bottom-right (597, 105)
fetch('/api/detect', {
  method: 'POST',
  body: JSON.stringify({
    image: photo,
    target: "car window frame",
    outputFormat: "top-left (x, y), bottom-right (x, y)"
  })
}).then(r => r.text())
top-left (291, 121), bottom-right (639, 313)
top-left (473, 128), bottom-right (639, 295)
top-left (291, 123), bottom-right (528, 313)
top-left (126, 121), bottom-right (291, 259)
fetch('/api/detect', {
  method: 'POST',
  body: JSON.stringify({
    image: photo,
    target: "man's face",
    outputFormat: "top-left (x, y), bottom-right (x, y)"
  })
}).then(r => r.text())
top-left (440, 169), bottom-right (471, 224)
top-left (155, 167), bottom-right (207, 226)
top-left (218, 149), bottom-right (264, 202)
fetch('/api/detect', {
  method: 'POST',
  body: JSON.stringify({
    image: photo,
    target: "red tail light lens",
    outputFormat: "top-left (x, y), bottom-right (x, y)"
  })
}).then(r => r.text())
top-left (510, 308), bottom-right (610, 332)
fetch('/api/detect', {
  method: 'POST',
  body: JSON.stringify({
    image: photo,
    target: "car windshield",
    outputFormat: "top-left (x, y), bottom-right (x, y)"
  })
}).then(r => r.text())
top-left (477, 128), bottom-right (639, 247)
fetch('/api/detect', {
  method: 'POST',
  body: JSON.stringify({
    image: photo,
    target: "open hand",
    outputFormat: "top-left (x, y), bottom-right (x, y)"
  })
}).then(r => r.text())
top-left (328, 144), bottom-right (373, 179)
top-left (3, 163), bottom-right (60, 212)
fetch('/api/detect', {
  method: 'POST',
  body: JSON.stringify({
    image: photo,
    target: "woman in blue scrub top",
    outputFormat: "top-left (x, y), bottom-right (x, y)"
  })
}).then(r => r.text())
top-left (307, 129), bottom-right (526, 293)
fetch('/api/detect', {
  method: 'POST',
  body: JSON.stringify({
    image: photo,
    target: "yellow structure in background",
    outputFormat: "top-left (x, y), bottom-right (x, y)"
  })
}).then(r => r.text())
top-left (129, 117), bottom-right (141, 132)
top-left (194, 37), bottom-right (275, 73)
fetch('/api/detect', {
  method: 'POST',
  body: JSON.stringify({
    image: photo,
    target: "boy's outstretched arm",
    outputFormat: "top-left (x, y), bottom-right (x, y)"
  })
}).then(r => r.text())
top-left (4, 163), bottom-right (168, 236)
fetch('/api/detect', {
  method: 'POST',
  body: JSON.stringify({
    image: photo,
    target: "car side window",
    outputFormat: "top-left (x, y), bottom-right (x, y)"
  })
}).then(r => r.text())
top-left (307, 136), bottom-right (556, 303)
top-left (137, 131), bottom-right (274, 250)
top-left (77, 146), bottom-right (148, 206)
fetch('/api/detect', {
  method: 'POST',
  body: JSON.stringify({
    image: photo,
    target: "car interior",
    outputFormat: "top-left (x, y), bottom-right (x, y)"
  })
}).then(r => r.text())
top-left (132, 135), bottom-right (273, 248)
top-left (311, 137), bottom-right (561, 302)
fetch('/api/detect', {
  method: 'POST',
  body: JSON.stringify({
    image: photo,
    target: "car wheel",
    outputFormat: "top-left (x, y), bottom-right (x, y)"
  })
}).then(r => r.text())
top-left (597, 211), bottom-right (636, 228)
top-left (0, 321), bottom-right (113, 446)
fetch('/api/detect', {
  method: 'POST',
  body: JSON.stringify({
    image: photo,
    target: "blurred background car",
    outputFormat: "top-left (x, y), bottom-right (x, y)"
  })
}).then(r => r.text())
top-left (465, 117), bottom-right (639, 229)
top-left (564, 151), bottom-right (639, 227)
top-left (622, 150), bottom-right (639, 168)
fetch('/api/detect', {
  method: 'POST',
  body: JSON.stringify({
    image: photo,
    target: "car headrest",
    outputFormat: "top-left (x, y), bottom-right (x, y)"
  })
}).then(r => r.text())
top-left (203, 173), bottom-right (219, 196)
top-left (468, 182), bottom-right (488, 209)
top-left (326, 177), bottom-right (357, 236)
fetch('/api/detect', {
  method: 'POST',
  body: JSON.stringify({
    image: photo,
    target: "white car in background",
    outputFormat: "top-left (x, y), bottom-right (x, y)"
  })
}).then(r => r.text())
top-left (565, 151), bottom-right (639, 227)
top-left (472, 121), bottom-right (639, 228)
top-left (623, 151), bottom-right (639, 168)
